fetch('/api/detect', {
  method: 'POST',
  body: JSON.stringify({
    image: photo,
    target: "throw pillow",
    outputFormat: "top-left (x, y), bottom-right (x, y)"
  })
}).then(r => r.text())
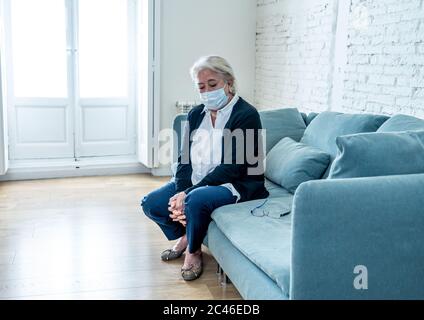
top-left (328, 131), bottom-right (424, 179)
top-left (377, 114), bottom-right (424, 133)
top-left (265, 137), bottom-right (330, 193)
top-left (301, 111), bottom-right (389, 160)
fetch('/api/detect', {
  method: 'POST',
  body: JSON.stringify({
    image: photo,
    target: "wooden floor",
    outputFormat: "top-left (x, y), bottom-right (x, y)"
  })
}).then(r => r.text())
top-left (0, 174), bottom-right (241, 300)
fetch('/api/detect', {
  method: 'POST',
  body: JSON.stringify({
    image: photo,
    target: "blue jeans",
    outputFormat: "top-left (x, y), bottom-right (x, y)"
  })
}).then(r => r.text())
top-left (140, 181), bottom-right (237, 253)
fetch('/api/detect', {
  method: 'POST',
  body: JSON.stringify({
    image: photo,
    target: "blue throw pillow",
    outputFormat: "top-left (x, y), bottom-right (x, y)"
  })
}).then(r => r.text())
top-left (328, 131), bottom-right (424, 179)
top-left (301, 111), bottom-right (389, 160)
top-left (265, 137), bottom-right (331, 193)
top-left (377, 114), bottom-right (424, 133)
top-left (259, 108), bottom-right (306, 154)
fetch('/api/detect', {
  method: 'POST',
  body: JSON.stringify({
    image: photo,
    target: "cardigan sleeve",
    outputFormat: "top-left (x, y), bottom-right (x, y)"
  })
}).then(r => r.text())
top-left (174, 112), bottom-right (194, 193)
top-left (183, 109), bottom-right (263, 195)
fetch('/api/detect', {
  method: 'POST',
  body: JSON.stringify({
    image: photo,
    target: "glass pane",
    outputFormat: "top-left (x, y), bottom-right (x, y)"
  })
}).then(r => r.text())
top-left (10, 0), bottom-right (67, 98)
top-left (79, 0), bottom-right (128, 98)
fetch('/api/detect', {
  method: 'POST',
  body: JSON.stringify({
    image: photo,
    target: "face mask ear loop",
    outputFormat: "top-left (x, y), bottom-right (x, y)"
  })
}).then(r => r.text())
top-left (224, 82), bottom-right (233, 98)
top-left (222, 82), bottom-right (227, 93)
top-left (229, 81), bottom-right (237, 95)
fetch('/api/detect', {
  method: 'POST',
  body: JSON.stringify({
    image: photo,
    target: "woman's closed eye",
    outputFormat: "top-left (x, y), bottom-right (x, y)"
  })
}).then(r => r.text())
top-left (208, 80), bottom-right (218, 87)
top-left (198, 80), bottom-right (218, 91)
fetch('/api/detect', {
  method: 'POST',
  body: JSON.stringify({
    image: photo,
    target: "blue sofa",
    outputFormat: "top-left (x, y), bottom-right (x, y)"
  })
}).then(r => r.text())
top-left (171, 108), bottom-right (424, 300)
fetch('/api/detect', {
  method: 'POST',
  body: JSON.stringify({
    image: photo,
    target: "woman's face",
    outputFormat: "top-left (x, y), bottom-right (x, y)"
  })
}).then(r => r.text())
top-left (196, 69), bottom-right (233, 97)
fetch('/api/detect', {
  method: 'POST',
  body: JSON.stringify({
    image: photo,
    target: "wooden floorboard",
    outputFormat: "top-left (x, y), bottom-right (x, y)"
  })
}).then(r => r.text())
top-left (0, 174), bottom-right (241, 300)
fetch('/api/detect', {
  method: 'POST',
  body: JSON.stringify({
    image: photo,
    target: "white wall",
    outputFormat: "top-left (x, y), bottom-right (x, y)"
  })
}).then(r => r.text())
top-left (341, 0), bottom-right (424, 118)
top-left (255, 0), bottom-right (424, 118)
top-left (153, 0), bottom-right (257, 175)
top-left (255, 0), bottom-right (337, 112)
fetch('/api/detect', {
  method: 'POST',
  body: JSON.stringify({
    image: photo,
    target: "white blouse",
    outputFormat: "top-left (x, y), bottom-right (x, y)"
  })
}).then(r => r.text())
top-left (190, 94), bottom-right (241, 203)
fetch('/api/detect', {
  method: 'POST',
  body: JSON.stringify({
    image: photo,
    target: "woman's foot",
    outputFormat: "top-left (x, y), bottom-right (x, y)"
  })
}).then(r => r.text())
top-left (173, 235), bottom-right (188, 252)
top-left (161, 235), bottom-right (187, 261)
top-left (181, 248), bottom-right (203, 281)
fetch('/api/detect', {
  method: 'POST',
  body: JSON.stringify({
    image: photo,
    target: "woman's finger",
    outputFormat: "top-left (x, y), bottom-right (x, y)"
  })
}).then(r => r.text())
top-left (175, 192), bottom-right (186, 212)
top-left (175, 194), bottom-right (182, 211)
top-left (169, 193), bottom-right (178, 202)
top-left (169, 210), bottom-right (183, 219)
top-left (168, 199), bottom-right (177, 210)
top-left (169, 211), bottom-right (179, 219)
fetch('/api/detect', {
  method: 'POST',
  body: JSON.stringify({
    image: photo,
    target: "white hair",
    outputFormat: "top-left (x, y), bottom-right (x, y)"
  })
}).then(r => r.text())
top-left (190, 55), bottom-right (237, 94)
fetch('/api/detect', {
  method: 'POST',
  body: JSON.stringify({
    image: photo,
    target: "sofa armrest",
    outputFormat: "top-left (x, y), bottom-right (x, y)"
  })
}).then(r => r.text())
top-left (172, 113), bottom-right (188, 163)
top-left (290, 173), bottom-right (424, 300)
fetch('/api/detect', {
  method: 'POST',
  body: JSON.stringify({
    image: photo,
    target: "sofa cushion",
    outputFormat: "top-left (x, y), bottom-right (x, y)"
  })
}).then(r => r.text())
top-left (211, 195), bottom-right (294, 296)
top-left (301, 112), bottom-right (308, 125)
top-left (207, 222), bottom-right (288, 299)
top-left (265, 137), bottom-right (330, 193)
top-left (301, 111), bottom-right (389, 160)
top-left (259, 108), bottom-right (306, 154)
top-left (377, 114), bottom-right (424, 132)
top-left (265, 178), bottom-right (292, 198)
top-left (301, 112), bottom-right (319, 126)
top-left (306, 112), bottom-right (319, 126)
top-left (328, 131), bottom-right (424, 179)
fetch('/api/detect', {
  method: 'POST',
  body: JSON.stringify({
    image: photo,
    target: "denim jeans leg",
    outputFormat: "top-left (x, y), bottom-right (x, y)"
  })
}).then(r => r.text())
top-left (140, 181), bottom-right (186, 241)
top-left (184, 185), bottom-right (237, 253)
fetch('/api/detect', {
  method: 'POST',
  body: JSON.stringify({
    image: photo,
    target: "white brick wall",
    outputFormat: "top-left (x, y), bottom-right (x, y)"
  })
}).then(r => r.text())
top-left (342, 0), bottom-right (424, 117)
top-left (255, 0), bottom-right (424, 118)
top-left (255, 0), bottom-right (337, 113)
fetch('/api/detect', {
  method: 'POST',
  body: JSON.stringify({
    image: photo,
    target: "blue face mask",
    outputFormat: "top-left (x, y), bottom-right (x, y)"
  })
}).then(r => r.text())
top-left (200, 85), bottom-right (229, 111)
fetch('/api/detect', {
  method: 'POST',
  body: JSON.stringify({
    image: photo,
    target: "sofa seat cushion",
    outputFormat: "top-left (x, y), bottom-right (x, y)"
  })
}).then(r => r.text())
top-left (211, 195), bottom-right (293, 296)
top-left (265, 178), bottom-right (292, 198)
top-left (377, 114), bottom-right (424, 132)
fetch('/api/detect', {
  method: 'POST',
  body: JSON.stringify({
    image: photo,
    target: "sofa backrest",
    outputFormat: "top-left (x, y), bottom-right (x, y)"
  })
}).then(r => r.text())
top-left (377, 114), bottom-right (424, 132)
top-left (259, 108), bottom-right (306, 153)
top-left (172, 113), bottom-right (188, 162)
top-left (302, 112), bottom-right (319, 126)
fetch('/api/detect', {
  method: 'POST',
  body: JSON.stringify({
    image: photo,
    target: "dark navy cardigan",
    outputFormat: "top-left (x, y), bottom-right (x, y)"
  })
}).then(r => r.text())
top-left (174, 97), bottom-right (269, 203)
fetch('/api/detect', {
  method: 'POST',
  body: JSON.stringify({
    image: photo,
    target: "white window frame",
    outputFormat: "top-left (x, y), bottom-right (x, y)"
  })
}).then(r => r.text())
top-left (135, 0), bottom-right (161, 169)
top-left (0, 0), bottom-right (9, 174)
top-left (0, 0), bottom-right (160, 174)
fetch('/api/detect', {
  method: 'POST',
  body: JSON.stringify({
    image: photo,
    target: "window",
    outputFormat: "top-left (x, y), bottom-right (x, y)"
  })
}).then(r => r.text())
top-left (11, 0), bottom-right (67, 98)
top-left (4, 0), bottom-right (137, 160)
top-left (79, 0), bottom-right (129, 98)
top-left (0, 0), bottom-right (159, 171)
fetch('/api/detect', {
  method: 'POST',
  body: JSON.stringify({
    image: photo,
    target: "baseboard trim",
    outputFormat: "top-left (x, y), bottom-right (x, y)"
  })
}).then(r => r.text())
top-left (0, 156), bottom-right (151, 181)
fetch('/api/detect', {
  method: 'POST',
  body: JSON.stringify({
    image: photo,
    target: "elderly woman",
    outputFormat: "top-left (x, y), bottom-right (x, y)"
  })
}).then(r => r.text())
top-left (141, 55), bottom-right (269, 281)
